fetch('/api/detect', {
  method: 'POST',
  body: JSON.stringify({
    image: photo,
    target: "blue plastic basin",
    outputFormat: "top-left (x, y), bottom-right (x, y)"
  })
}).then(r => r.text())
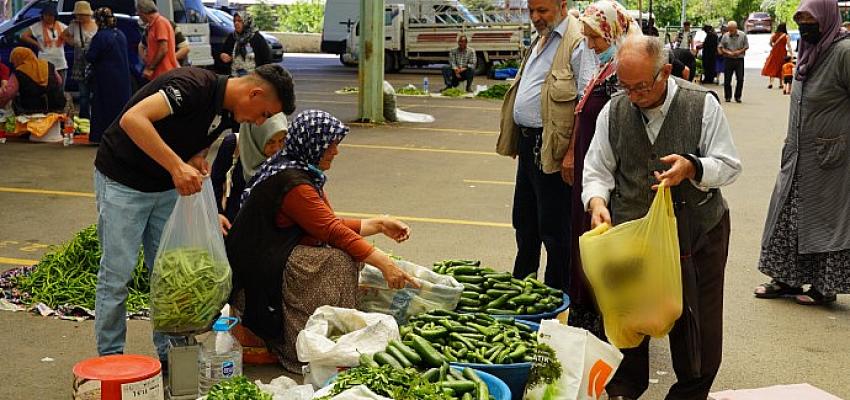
top-left (324, 367), bottom-right (511, 400)
top-left (451, 319), bottom-right (538, 400)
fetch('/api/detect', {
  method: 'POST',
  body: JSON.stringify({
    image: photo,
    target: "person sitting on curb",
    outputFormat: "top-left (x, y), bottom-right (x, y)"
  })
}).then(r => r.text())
top-left (441, 35), bottom-right (476, 92)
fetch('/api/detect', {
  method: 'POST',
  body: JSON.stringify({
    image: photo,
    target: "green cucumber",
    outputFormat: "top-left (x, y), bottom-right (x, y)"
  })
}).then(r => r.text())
top-left (373, 351), bottom-right (403, 369)
top-left (410, 334), bottom-right (446, 367)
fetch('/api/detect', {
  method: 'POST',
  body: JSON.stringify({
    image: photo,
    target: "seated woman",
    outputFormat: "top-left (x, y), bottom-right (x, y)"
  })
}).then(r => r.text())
top-left (212, 113), bottom-right (287, 234)
top-left (0, 47), bottom-right (66, 113)
top-left (225, 110), bottom-right (417, 372)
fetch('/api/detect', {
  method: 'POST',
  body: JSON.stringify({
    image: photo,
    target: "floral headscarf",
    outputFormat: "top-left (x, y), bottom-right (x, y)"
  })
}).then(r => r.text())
top-left (795, 0), bottom-right (850, 81)
top-left (233, 10), bottom-right (258, 59)
top-left (579, 0), bottom-right (637, 44)
top-left (241, 110), bottom-right (349, 205)
top-left (94, 7), bottom-right (116, 29)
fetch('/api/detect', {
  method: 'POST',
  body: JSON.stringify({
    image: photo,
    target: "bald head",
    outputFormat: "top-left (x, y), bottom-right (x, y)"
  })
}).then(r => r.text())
top-left (727, 20), bottom-right (738, 34)
top-left (616, 35), bottom-right (672, 108)
top-left (617, 35), bottom-right (667, 73)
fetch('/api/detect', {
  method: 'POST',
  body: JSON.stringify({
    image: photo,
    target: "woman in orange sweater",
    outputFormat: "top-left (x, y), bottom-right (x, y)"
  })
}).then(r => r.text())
top-left (225, 110), bottom-right (417, 371)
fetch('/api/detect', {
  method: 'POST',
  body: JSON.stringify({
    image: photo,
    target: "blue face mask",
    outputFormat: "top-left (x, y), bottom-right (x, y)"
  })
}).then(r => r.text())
top-left (598, 44), bottom-right (617, 63)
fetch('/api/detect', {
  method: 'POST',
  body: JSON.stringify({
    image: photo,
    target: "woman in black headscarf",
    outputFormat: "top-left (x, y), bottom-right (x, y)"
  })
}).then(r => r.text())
top-left (218, 10), bottom-right (272, 76)
top-left (756, 0), bottom-right (850, 305)
top-left (700, 24), bottom-right (719, 84)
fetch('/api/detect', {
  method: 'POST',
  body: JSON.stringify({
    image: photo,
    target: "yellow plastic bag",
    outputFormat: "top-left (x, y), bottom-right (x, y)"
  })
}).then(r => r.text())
top-left (579, 185), bottom-right (682, 349)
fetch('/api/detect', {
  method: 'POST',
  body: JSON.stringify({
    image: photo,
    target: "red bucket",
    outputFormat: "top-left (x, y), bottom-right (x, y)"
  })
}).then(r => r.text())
top-left (73, 354), bottom-right (163, 400)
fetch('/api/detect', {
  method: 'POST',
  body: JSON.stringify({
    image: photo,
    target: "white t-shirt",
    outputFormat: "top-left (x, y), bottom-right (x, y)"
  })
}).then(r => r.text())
top-left (30, 21), bottom-right (68, 70)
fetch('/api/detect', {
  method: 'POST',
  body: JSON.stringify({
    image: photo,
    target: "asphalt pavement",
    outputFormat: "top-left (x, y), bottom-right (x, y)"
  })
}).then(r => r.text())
top-left (0, 54), bottom-right (848, 399)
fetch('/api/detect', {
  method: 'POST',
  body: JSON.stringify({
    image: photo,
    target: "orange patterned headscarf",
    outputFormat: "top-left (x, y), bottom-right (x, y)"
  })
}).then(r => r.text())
top-left (11, 47), bottom-right (49, 87)
top-left (580, 0), bottom-right (637, 44)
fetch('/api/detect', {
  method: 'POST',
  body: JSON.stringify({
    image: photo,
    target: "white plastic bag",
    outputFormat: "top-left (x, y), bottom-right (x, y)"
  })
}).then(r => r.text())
top-left (395, 109), bottom-right (435, 123)
top-left (524, 320), bottom-right (623, 400)
top-left (296, 306), bottom-right (400, 388)
top-left (382, 81), bottom-right (398, 122)
top-left (150, 178), bottom-right (232, 334)
top-left (357, 259), bottom-right (464, 323)
top-left (254, 375), bottom-right (315, 400)
top-left (313, 385), bottom-right (393, 400)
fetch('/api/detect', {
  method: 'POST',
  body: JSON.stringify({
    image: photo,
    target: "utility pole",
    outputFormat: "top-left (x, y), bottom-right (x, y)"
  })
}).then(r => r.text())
top-left (681, 0), bottom-right (687, 25)
top-left (358, 0), bottom-right (385, 123)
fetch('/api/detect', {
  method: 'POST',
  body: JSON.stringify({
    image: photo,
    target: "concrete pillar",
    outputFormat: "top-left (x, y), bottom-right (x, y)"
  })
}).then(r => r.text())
top-left (358, 0), bottom-right (385, 122)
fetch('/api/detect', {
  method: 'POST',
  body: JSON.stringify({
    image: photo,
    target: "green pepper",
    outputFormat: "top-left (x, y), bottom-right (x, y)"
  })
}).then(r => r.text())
top-left (486, 308), bottom-right (517, 315)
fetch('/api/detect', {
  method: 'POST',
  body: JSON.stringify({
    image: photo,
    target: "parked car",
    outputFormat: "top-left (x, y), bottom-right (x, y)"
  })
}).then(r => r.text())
top-left (745, 12), bottom-right (773, 34)
top-left (205, 6), bottom-right (284, 67)
top-left (0, 0), bottom-right (144, 92)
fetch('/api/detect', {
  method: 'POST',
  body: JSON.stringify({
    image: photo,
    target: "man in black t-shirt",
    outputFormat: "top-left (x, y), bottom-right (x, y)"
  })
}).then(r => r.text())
top-left (92, 64), bottom-right (295, 366)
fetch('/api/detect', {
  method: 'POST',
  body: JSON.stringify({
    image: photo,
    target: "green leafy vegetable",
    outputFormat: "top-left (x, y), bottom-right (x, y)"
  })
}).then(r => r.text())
top-left (206, 376), bottom-right (272, 400)
top-left (12, 225), bottom-right (149, 313)
top-left (440, 87), bottom-right (467, 97)
top-left (320, 365), bottom-right (450, 400)
top-left (397, 86), bottom-right (428, 96)
top-left (475, 84), bottom-right (511, 100)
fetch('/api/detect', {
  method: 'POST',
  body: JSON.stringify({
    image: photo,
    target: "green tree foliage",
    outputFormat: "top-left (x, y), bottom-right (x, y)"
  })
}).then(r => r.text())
top-left (248, 1), bottom-right (278, 31)
top-left (248, 0), bottom-right (324, 33)
top-left (461, 0), bottom-right (498, 10)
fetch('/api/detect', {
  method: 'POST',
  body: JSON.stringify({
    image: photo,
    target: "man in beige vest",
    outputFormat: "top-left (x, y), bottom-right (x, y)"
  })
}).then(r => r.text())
top-left (496, 0), bottom-right (594, 290)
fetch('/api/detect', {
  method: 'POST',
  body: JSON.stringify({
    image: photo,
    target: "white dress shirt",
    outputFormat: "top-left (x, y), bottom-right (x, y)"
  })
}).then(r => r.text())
top-left (582, 78), bottom-right (742, 210)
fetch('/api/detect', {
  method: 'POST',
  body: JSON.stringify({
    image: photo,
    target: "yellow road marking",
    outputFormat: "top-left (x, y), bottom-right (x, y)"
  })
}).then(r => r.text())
top-left (345, 124), bottom-right (497, 136)
top-left (336, 212), bottom-right (511, 228)
top-left (0, 187), bottom-right (95, 197)
top-left (0, 186), bottom-right (511, 229)
top-left (463, 179), bottom-right (515, 186)
top-left (299, 98), bottom-right (500, 111)
top-left (0, 256), bottom-right (38, 266)
top-left (341, 143), bottom-right (496, 156)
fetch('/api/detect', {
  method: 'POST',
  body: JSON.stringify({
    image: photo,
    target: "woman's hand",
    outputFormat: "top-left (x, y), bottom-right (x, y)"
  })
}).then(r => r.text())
top-left (218, 214), bottom-right (232, 236)
top-left (378, 259), bottom-right (420, 289)
top-left (365, 250), bottom-right (420, 289)
top-left (381, 217), bottom-right (411, 243)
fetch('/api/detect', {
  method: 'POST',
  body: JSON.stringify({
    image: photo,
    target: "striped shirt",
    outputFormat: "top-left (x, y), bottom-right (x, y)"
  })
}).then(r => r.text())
top-left (449, 47), bottom-right (477, 69)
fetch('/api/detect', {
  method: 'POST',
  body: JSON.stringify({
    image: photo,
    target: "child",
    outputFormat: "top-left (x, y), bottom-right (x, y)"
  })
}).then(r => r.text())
top-left (782, 56), bottom-right (794, 95)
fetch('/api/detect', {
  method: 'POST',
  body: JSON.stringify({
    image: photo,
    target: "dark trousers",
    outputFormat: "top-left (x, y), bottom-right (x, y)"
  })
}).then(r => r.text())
top-left (606, 212), bottom-right (730, 400)
top-left (441, 66), bottom-right (474, 91)
top-left (723, 58), bottom-right (745, 101)
top-left (511, 128), bottom-right (571, 291)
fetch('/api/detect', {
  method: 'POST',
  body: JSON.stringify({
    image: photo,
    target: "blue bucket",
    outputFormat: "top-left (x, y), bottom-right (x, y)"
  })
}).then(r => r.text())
top-left (324, 367), bottom-right (511, 400)
top-left (451, 320), bottom-right (538, 400)
top-left (489, 294), bottom-right (570, 323)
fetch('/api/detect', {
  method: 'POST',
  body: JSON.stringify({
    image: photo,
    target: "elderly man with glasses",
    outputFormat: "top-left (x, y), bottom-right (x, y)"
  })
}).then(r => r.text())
top-left (582, 35), bottom-right (741, 400)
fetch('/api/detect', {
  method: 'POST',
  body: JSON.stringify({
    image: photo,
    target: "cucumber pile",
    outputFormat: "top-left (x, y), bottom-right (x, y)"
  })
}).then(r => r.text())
top-left (432, 260), bottom-right (565, 315)
top-left (383, 309), bottom-right (537, 365)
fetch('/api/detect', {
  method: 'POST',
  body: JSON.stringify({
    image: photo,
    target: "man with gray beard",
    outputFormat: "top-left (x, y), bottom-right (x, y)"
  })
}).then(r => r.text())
top-left (496, 0), bottom-right (596, 291)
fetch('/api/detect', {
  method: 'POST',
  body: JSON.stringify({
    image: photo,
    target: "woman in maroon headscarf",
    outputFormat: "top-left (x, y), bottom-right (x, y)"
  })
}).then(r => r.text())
top-left (756, 0), bottom-right (850, 305)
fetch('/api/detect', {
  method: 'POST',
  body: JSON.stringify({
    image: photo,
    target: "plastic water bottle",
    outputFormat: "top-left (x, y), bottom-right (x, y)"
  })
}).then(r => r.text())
top-left (198, 317), bottom-right (243, 395)
top-left (423, 77), bottom-right (429, 94)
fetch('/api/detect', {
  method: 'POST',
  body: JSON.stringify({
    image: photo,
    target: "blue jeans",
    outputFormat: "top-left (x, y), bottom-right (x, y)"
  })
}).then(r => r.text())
top-left (93, 169), bottom-right (177, 361)
top-left (78, 79), bottom-right (91, 119)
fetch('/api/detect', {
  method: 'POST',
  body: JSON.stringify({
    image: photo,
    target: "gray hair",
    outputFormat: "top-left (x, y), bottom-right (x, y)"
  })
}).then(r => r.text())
top-left (617, 35), bottom-right (667, 73)
top-left (136, 0), bottom-right (157, 14)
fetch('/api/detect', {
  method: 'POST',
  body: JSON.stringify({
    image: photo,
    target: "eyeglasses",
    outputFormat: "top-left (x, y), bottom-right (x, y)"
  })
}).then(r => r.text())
top-left (621, 69), bottom-right (663, 95)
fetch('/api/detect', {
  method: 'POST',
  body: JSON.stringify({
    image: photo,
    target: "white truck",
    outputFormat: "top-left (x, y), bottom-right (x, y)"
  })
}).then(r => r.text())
top-left (334, 0), bottom-right (527, 74)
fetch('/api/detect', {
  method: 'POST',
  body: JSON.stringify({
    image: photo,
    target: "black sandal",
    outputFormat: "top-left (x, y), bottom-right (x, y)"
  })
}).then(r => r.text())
top-left (754, 280), bottom-right (804, 299)
top-left (795, 288), bottom-right (837, 306)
